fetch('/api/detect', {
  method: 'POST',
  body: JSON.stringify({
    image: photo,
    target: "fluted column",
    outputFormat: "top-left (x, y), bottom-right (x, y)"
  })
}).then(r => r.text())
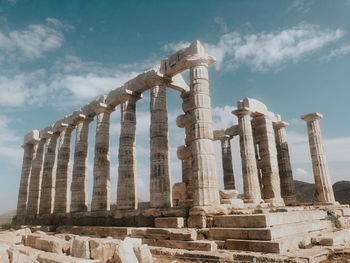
top-left (188, 58), bottom-right (220, 207)
top-left (273, 121), bottom-right (296, 205)
top-left (91, 105), bottom-right (113, 212)
top-left (71, 115), bottom-right (93, 212)
top-left (219, 135), bottom-right (236, 190)
top-left (254, 115), bottom-right (284, 206)
top-left (39, 132), bottom-right (59, 214)
top-left (27, 138), bottom-right (45, 215)
top-left (117, 96), bottom-right (138, 209)
top-left (54, 125), bottom-right (74, 214)
top-left (150, 85), bottom-right (172, 208)
top-left (301, 112), bottom-right (336, 204)
top-left (16, 143), bottom-right (36, 216)
top-left (233, 108), bottom-right (262, 204)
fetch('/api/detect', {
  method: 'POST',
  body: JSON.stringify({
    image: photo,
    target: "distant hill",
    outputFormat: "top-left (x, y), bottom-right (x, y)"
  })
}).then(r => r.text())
top-left (0, 209), bottom-right (15, 227)
top-left (294, 180), bottom-right (350, 205)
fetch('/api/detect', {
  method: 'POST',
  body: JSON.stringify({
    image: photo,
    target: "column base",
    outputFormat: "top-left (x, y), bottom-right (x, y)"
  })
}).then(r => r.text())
top-left (283, 195), bottom-right (297, 206)
top-left (264, 197), bottom-right (285, 207)
top-left (244, 198), bottom-right (264, 204)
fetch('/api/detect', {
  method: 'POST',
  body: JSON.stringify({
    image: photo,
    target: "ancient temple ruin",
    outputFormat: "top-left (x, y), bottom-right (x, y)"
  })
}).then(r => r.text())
top-left (11, 41), bottom-right (350, 260)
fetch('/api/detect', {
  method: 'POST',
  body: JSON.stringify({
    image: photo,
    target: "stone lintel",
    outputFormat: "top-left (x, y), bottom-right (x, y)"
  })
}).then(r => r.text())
top-left (168, 74), bottom-right (190, 93)
top-left (213, 125), bottom-right (239, 140)
top-left (54, 123), bottom-right (69, 133)
top-left (218, 135), bottom-right (231, 141)
top-left (24, 130), bottom-right (40, 145)
top-left (160, 40), bottom-right (215, 77)
top-left (177, 145), bottom-right (191, 160)
top-left (301, 112), bottom-right (323, 122)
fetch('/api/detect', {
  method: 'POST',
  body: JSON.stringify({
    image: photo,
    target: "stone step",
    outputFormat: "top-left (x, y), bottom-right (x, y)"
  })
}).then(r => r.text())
top-left (225, 235), bottom-right (304, 254)
top-left (214, 210), bottom-right (326, 228)
top-left (154, 217), bottom-right (185, 228)
top-left (143, 239), bottom-right (217, 252)
top-left (57, 226), bottom-right (197, 241)
top-left (209, 219), bottom-right (332, 241)
top-left (312, 228), bottom-right (350, 246)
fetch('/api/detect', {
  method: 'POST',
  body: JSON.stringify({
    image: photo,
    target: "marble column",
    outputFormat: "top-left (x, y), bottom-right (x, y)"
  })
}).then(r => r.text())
top-left (39, 132), bottom-right (59, 215)
top-left (91, 105), bottom-right (113, 212)
top-left (254, 115), bottom-right (284, 206)
top-left (188, 59), bottom-right (220, 207)
top-left (117, 96), bottom-right (138, 209)
top-left (301, 112), bottom-right (336, 204)
top-left (233, 108), bottom-right (262, 203)
top-left (219, 135), bottom-right (236, 190)
top-left (71, 115), bottom-right (93, 212)
top-left (27, 138), bottom-right (45, 215)
top-left (150, 85), bottom-right (172, 208)
top-left (273, 121), bottom-right (296, 205)
top-left (16, 143), bottom-right (36, 216)
top-left (54, 125), bottom-right (74, 214)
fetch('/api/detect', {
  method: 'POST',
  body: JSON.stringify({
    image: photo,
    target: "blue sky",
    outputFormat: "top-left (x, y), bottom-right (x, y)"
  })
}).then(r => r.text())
top-left (0, 0), bottom-right (350, 214)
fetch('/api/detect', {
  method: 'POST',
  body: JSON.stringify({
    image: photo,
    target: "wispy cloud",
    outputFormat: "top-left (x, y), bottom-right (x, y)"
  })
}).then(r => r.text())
top-left (163, 23), bottom-right (343, 71)
top-left (0, 17), bottom-right (67, 61)
top-left (321, 44), bottom-right (350, 62)
top-left (286, 0), bottom-right (314, 14)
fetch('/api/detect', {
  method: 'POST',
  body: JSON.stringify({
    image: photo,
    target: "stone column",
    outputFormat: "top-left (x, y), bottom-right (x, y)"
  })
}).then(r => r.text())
top-left (254, 115), bottom-right (284, 206)
top-left (27, 138), bottom-right (45, 215)
top-left (71, 115), bottom-right (93, 212)
top-left (54, 125), bottom-right (74, 214)
top-left (16, 143), bottom-right (36, 216)
top-left (150, 85), bottom-right (172, 208)
top-left (39, 132), bottom-right (59, 215)
top-left (233, 108), bottom-right (262, 204)
top-left (301, 112), bottom-right (336, 204)
top-left (219, 135), bottom-right (236, 190)
top-left (91, 105), bottom-right (113, 212)
top-left (273, 121), bottom-right (296, 205)
top-left (188, 58), bottom-right (220, 207)
top-left (117, 95), bottom-right (138, 209)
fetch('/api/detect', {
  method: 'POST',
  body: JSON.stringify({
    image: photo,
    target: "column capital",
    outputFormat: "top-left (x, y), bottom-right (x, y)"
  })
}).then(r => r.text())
top-left (301, 112), bottom-right (323, 122)
top-left (177, 145), bottom-right (191, 160)
top-left (218, 135), bottom-right (231, 142)
top-left (176, 114), bottom-right (190, 128)
top-left (184, 54), bottom-right (216, 68)
top-left (146, 74), bottom-right (171, 88)
top-left (232, 107), bottom-right (252, 117)
top-left (273, 121), bottom-right (289, 129)
top-left (94, 103), bottom-right (115, 115)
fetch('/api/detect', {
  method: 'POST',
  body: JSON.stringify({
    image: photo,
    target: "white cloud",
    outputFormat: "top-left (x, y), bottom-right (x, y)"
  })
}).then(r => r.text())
top-left (0, 19), bottom-right (64, 60)
top-left (163, 23), bottom-right (343, 71)
top-left (295, 167), bottom-right (308, 176)
top-left (214, 17), bottom-right (228, 33)
top-left (0, 115), bottom-right (22, 166)
top-left (212, 105), bottom-right (237, 130)
top-left (321, 44), bottom-right (350, 61)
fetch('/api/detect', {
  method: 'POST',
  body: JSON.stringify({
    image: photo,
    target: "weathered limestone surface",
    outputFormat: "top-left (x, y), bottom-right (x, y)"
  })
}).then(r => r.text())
top-left (187, 53), bottom-right (220, 207)
top-left (149, 84), bottom-right (172, 208)
top-left (27, 138), bottom-right (45, 215)
top-left (16, 143), bottom-right (36, 216)
top-left (117, 96), bottom-right (138, 209)
top-left (253, 115), bottom-right (284, 206)
top-left (233, 108), bottom-right (262, 204)
top-left (273, 120), bottom-right (296, 205)
top-left (71, 116), bottom-right (92, 213)
top-left (54, 125), bottom-right (74, 214)
top-left (301, 112), bottom-right (336, 204)
top-left (91, 103), bottom-right (113, 212)
top-left (219, 135), bottom-right (235, 190)
top-left (39, 133), bottom-right (59, 215)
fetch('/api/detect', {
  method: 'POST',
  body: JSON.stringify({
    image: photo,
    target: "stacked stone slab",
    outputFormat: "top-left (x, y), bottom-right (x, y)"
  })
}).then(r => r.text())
top-left (301, 112), bottom-right (336, 205)
top-left (53, 124), bottom-right (74, 214)
top-left (149, 81), bottom-right (172, 208)
top-left (39, 128), bottom-right (58, 215)
top-left (117, 95), bottom-right (139, 210)
top-left (273, 119), bottom-right (296, 205)
top-left (16, 130), bottom-right (40, 217)
top-left (26, 137), bottom-right (45, 215)
top-left (253, 114), bottom-right (284, 206)
top-left (91, 97), bottom-right (114, 212)
top-left (233, 108), bottom-right (263, 204)
top-left (70, 114), bottom-right (92, 213)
